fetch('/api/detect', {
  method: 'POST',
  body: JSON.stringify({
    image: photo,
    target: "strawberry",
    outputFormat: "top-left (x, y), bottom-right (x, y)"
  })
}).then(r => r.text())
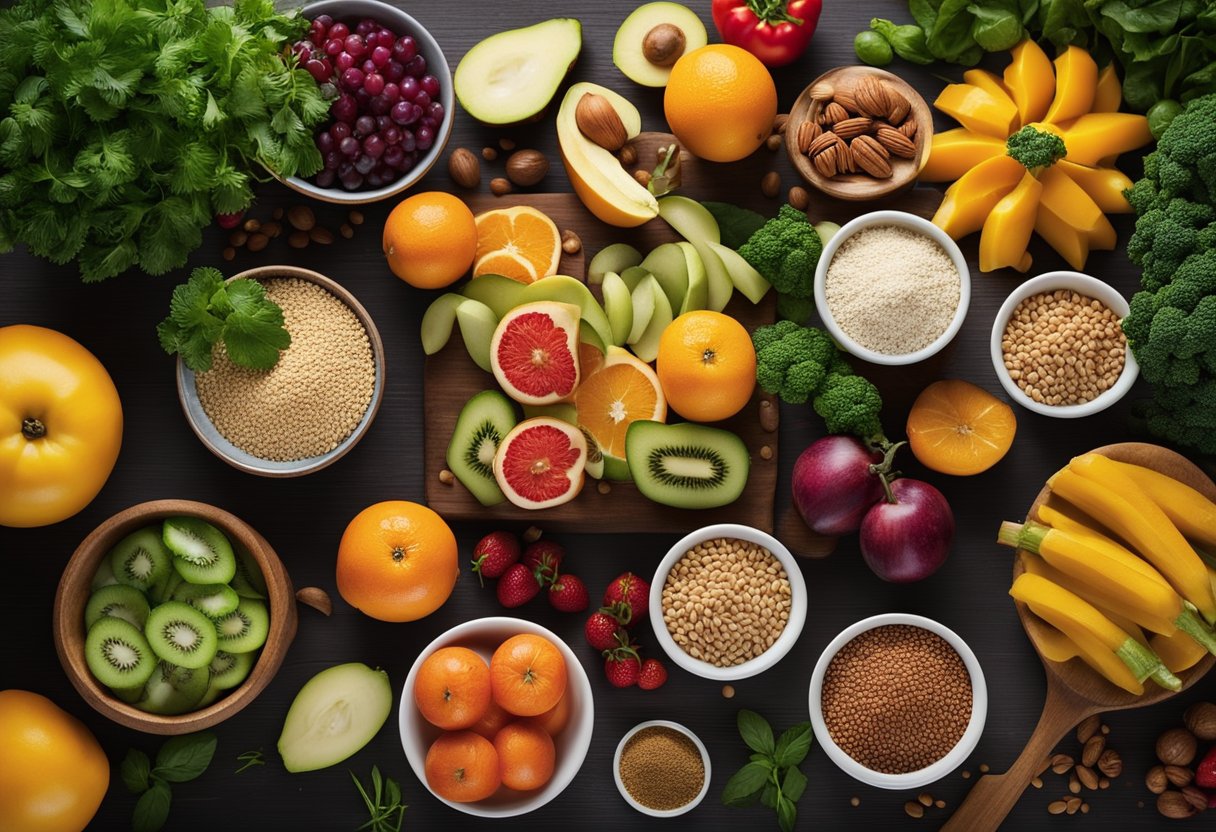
top-left (602, 572), bottom-right (650, 627)
top-left (496, 563), bottom-right (541, 608)
top-left (1196, 744), bottom-right (1216, 790)
top-left (604, 645), bottom-right (642, 688)
top-left (470, 531), bottom-right (520, 587)
top-left (638, 658), bottom-right (667, 690)
top-left (584, 612), bottom-right (623, 651)
top-left (216, 211), bottom-right (244, 229)
top-left (523, 540), bottom-right (565, 586)
top-left (549, 573), bottom-right (589, 613)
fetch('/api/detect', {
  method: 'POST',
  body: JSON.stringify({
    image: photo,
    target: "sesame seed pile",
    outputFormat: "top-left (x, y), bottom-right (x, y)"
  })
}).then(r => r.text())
top-left (821, 625), bottom-right (972, 774)
top-left (825, 224), bottom-right (961, 356)
top-left (195, 277), bottom-right (375, 461)
top-left (618, 726), bottom-right (705, 811)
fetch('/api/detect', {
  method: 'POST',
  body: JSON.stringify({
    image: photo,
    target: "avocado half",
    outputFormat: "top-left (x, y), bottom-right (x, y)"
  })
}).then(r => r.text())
top-left (613, 2), bottom-right (707, 88)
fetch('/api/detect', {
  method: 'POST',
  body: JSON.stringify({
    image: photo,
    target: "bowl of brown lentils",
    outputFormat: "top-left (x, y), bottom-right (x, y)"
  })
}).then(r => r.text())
top-left (649, 524), bottom-right (807, 682)
top-left (990, 270), bottom-right (1138, 418)
top-left (176, 265), bottom-right (385, 476)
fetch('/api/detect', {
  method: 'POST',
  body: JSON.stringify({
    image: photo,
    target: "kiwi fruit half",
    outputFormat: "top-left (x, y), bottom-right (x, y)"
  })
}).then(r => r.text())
top-left (213, 598), bottom-right (270, 653)
top-left (144, 601), bottom-right (219, 669)
top-left (625, 420), bottom-right (750, 509)
top-left (209, 650), bottom-right (255, 690)
top-left (163, 516), bottom-right (236, 585)
top-left (172, 583), bottom-right (240, 619)
top-left (109, 527), bottom-right (173, 593)
top-left (229, 547), bottom-right (267, 599)
top-left (85, 584), bottom-right (151, 630)
top-left (446, 389), bottom-right (517, 506)
top-left (138, 661), bottom-right (209, 715)
top-left (85, 617), bottom-right (157, 690)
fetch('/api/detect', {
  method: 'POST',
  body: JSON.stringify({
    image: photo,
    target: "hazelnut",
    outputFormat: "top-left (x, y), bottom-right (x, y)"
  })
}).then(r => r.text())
top-left (295, 586), bottom-right (332, 616)
top-left (505, 149), bottom-right (549, 187)
top-left (489, 177), bottom-right (512, 196)
top-left (575, 93), bottom-right (627, 151)
top-left (246, 232), bottom-right (268, 252)
top-left (560, 229), bottom-right (581, 254)
top-left (633, 169), bottom-right (651, 186)
top-left (1097, 749), bottom-right (1122, 778)
top-left (642, 23), bottom-right (686, 67)
top-left (1185, 702), bottom-right (1216, 741)
top-left (1158, 790), bottom-right (1198, 819)
top-left (481, 146), bottom-right (498, 161)
top-left (761, 171), bottom-right (780, 198)
top-left (618, 144), bottom-right (638, 167)
top-left (448, 147), bottom-right (480, 188)
top-left (1147, 765), bottom-right (1169, 794)
top-left (1165, 765), bottom-right (1194, 787)
top-left (438, 469), bottom-right (455, 485)
top-left (788, 186), bottom-right (809, 211)
top-left (1158, 728), bottom-right (1199, 766)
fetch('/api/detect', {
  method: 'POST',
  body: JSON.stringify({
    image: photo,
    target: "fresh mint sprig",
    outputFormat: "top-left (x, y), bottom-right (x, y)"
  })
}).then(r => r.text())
top-left (351, 766), bottom-right (407, 832)
top-left (121, 732), bottom-right (217, 832)
top-left (722, 709), bottom-right (813, 832)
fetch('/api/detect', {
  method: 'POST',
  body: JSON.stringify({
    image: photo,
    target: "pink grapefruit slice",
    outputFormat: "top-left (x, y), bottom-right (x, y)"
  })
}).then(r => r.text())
top-left (490, 301), bottom-right (582, 406)
top-left (493, 417), bottom-right (588, 509)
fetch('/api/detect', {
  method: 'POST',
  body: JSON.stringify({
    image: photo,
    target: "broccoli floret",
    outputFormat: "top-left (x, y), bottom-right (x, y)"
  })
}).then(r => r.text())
top-left (1127, 200), bottom-right (1214, 291)
top-left (1124, 176), bottom-right (1162, 215)
top-left (813, 374), bottom-right (884, 444)
top-left (1123, 250), bottom-right (1216, 386)
top-left (1140, 380), bottom-right (1216, 456)
top-left (752, 321), bottom-right (837, 404)
top-left (738, 205), bottom-right (823, 320)
top-left (775, 294), bottom-right (815, 324)
top-left (1154, 94), bottom-right (1216, 202)
top-left (1005, 125), bottom-right (1067, 171)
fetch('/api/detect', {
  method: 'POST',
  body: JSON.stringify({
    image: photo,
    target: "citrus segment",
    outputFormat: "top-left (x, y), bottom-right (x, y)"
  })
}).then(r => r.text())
top-left (490, 301), bottom-right (582, 406)
top-left (906, 379), bottom-right (1017, 476)
top-left (574, 347), bottom-right (666, 462)
top-left (473, 206), bottom-right (562, 284)
top-left (492, 417), bottom-right (587, 510)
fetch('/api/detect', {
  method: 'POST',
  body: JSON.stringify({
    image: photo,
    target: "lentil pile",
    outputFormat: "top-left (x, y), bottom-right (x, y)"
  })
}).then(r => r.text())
top-left (821, 624), bottom-right (972, 774)
top-left (824, 224), bottom-right (961, 356)
top-left (618, 726), bottom-right (705, 811)
top-left (1001, 289), bottom-right (1126, 407)
top-left (195, 277), bottom-right (375, 461)
top-left (662, 537), bottom-right (792, 667)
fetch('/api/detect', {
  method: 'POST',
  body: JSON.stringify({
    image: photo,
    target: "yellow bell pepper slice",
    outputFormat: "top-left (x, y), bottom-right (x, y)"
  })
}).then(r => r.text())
top-left (963, 69), bottom-right (1020, 129)
top-left (979, 171), bottom-right (1042, 273)
top-left (935, 82), bottom-right (1020, 138)
top-left (1003, 39), bottom-right (1055, 125)
top-left (1045, 45), bottom-right (1098, 124)
top-left (932, 154), bottom-right (1024, 239)
top-left (1056, 161), bottom-right (1133, 213)
top-left (1061, 113), bottom-right (1153, 166)
top-left (1038, 165), bottom-right (1117, 253)
top-left (920, 128), bottom-right (1006, 182)
top-left (1092, 63), bottom-right (1122, 113)
top-left (1034, 211), bottom-right (1089, 271)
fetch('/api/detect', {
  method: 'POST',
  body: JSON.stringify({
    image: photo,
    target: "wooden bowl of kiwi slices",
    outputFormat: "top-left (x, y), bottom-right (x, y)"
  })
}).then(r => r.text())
top-left (53, 499), bottom-right (298, 734)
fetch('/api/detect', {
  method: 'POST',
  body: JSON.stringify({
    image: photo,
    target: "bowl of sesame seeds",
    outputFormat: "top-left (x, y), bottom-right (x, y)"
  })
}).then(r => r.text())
top-left (176, 265), bottom-right (384, 476)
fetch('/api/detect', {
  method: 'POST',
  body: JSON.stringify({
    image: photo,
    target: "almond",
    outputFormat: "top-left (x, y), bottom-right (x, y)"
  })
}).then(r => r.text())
top-left (853, 76), bottom-right (890, 118)
top-left (575, 93), bottom-right (627, 151)
top-left (295, 586), bottom-right (332, 616)
top-left (505, 149), bottom-right (549, 187)
top-left (886, 90), bottom-right (911, 124)
top-left (796, 120), bottom-right (822, 153)
top-left (808, 82), bottom-right (835, 101)
top-left (876, 125), bottom-right (917, 158)
top-left (448, 147), bottom-right (480, 188)
top-left (811, 143), bottom-right (839, 178)
top-left (850, 134), bottom-right (891, 178)
top-left (807, 130), bottom-right (840, 158)
top-left (833, 116), bottom-right (873, 140)
top-left (834, 88), bottom-right (858, 114)
top-left (761, 171), bottom-right (781, 198)
top-left (899, 117), bottom-right (919, 139)
top-left (821, 101), bottom-right (849, 125)
top-left (836, 137), bottom-right (855, 174)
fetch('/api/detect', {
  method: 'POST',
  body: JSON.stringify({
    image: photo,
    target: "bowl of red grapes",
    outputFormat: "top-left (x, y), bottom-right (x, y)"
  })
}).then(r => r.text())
top-left (285, 0), bottom-right (454, 202)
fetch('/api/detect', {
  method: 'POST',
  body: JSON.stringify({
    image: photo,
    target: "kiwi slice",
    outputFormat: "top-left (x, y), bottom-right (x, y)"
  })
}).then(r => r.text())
top-left (163, 517), bottom-right (236, 585)
top-left (144, 601), bottom-right (219, 669)
top-left (85, 618), bottom-right (157, 690)
top-left (91, 556), bottom-right (119, 590)
top-left (85, 584), bottom-right (151, 630)
top-left (446, 389), bottom-right (517, 506)
top-left (137, 661), bottom-right (209, 715)
top-left (625, 420), bottom-right (750, 509)
top-left (213, 597), bottom-right (269, 653)
top-left (112, 683), bottom-right (146, 704)
top-left (172, 583), bottom-right (240, 619)
top-left (209, 650), bottom-right (255, 690)
top-left (147, 568), bottom-right (184, 606)
top-left (196, 684), bottom-right (222, 709)
top-left (230, 547), bottom-right (267, 600)
top-left (109, 527), bottom-right (173, 593)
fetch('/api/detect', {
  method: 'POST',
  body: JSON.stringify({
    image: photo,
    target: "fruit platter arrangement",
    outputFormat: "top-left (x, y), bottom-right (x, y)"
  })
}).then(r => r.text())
top-left (3, 0), bottom-right (1216, 830)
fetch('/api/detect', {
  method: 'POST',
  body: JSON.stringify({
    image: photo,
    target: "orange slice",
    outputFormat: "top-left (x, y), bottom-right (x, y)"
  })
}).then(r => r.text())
top-left (906, 379), bottom-right (1017, 476)
top-left (573, 347), bottom-right (666, 467)
top-left (473, 206), bottom-right (561, 285)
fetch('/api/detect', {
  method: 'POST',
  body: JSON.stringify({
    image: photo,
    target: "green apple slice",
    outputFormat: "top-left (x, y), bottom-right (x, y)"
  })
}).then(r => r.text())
top-left (640, 242), bottom-right (689, 312)
top-left (657, 196), bottom-right (733, 311)
top-left (707, 242), bottom-right (772, 304)
top-left (420, 293), bottom-right (466, 355)
top-left (628, 274), bottom-right (658, 344)
top-left (630, 277), bottom-right (674, 363)
top-left (461, 274), bottom-right (527, 318)
top-left (815, 221), bottom-right (842, 247)
top-left (601, 271), bottom-right (634, 346)
top-left (619, 265), bottom-right (651, 292)
top-left (455, 300), bottom-right (498, 372)
top-left (589, 243), bottom-right (643, 284)
top-left (521, 275), bottom-right (614, 350)
top-left (676, 241), bottom-right (708, 313)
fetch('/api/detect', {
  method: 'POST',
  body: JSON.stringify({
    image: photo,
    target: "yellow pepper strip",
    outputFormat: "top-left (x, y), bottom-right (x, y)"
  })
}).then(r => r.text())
top-left (979, 171), bottom-right (1041, 273)
top-left (932, 155), bottom-right (1024, 238)
top-left (1003, 39), bottom-right (1055, 126)
top-left (920, 128), bottom-right (1006, 182)
top-left (1018, 551), bottom-right (1161, 636)
top-left (1038, 165), bottom-right (1117, 249)
top-left (1105, 458), bottom-right (1216, 553)
top-left (1092, 63), bottom-right (1123, 113)
top-left (1036, 503), bottom-right (1173, 590)
top-left (935, 82), bottom-right (1021, 139)
top-left (1044, 46), bottom-right (1099, 124)
top-left (963, 68), bottom-right (1021, 130)
top-left (1055, 161), bottom-right (1134, 214)
top-left (1060, 113), bottom-right (1153, 166)
top-left (1033, 211), bottom-right (1088, 270)
top-left (1152, 629), bottom-right (1208, 673)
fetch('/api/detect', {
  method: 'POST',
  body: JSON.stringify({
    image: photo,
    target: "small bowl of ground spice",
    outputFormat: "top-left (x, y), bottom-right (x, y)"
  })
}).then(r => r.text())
top-left (650, 524), bottom-right (808, 681)
top-left (814, 211), bottom-right (970, 365)
top-left (990, 271), bottom-right (1138, 418)
top-left (176, 265), bottom-right (384, 476)
top-left (613, 720), bottom-right (710, 817)
top-left (809, 613), bottom-right (987, 789)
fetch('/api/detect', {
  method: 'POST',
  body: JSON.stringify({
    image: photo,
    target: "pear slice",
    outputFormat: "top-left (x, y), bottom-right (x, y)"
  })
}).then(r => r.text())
top-left (657, 196), bottom-right (733, 311)
top-left (640, 242), bottom-right (689, 312)
top-left (521, 275), bottom-right (614, 351)
top-left (588, 243), bottom-right (643, 284)
top-left (628, 274), bottom-right (659, 344)
top-left (421, 295), bottom-right (498, 369)
top-left (462, 275), bottom-right (528, 318)
top-left (676, 241), bottom-right (708, 313)
top-left (278, 663), bottom-right (392, 773)
top-left (630, 277), bottom-right (674, 363)
top-left (602, 271), bottom-right (635, 346)
top-left (454, 19), bottom-right (583, 124)
top-left (707, 242), bottom-right (772, 304)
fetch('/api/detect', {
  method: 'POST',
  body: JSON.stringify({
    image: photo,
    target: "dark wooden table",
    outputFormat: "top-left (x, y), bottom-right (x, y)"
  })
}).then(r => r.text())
top-left (1, 2), bottom-right (1205, 830)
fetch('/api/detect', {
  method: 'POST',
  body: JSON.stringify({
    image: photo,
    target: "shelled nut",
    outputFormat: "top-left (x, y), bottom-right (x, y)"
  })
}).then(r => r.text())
top-left (505, 149), bottom-right (549, 187)
top-left (448, 147), bottom-right (480, 188)
top-left (1157, 728), bottom-right (1198, 766)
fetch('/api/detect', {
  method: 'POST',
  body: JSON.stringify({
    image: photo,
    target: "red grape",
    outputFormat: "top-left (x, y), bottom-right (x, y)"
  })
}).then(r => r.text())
top-left (341, 67), bottom-right (364, 90)
top-left (330, 121), bottom-right (351, 140)
top-left (314, 14), bottom-right (333, 28)
top-left (363, 135), bottom-right (385, 158)
top-left (384, 61), bottom-right (405, 82)
top-left (420, 74), bottom-right (440, 98)
top-left (371, 46), bottom-right (391, 67)
top-left (305, 59), bottom-right (328, 83)
top-left (405, 55), bottom-right (426, 77)
top-left (315, 169), bottom-right (336, 188)
top-left (382, 82), bottom-right (400, 102)
top-left (329, 22), bottom-right (349, 39)
top-left (325, 38), bottom-right (343, 56)
top-left (345, 34), bottom-right (367, 57)
top-left (413, 91), bottom-right (430, 108)
top-left (416, 124), bottom-right (434, 151)
top-left (339, 136), bottom-right (360, 156)
top-left (336, 51), bottom-right (354, 71)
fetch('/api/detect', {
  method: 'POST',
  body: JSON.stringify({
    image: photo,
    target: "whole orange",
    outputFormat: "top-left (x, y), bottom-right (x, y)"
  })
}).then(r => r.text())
top-left (489, 634), bottom-right (567, 717)
top-left (468, 699), bottom-right (512, 740)
top-left (532, 693), bottom-right (571, 735)
top-left (336, 500), bottom-right (458, 622)
top-left (424, 731), bottom-right (501, 803)
top-left (493, 720), bottom-right (556, 791)
top-left (657, 310), bottom-right (757, 422)
top-left (414, 647), bottom-right (492, 730)
top-left (382, 191), bottom-right (477, 288)
top-left (664, 45), bottom-right (777, 162)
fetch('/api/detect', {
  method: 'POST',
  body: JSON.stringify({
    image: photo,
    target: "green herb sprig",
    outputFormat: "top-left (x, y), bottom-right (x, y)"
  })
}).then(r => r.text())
top-left (235, 749), bottom-right (266, 774)
top-left (722, 710), bottom-right (813, 832)
top-left (351, 766), bottom-right (407, 832)
top-left (158, 267), bottom-right (291, 372)
top-left (121, 732), bottom-right (217, 832)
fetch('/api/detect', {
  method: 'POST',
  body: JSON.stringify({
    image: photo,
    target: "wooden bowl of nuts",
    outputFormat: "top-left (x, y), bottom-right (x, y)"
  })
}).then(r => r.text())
top-left (785, 66), bottom-right (933, 201)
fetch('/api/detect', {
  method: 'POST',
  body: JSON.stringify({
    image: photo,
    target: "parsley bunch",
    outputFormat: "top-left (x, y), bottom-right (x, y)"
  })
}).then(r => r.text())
top-left (0, 0), bottom-right (328, 281)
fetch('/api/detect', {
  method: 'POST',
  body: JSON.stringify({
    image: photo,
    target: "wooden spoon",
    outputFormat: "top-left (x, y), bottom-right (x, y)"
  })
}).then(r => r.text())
top-left (942, 442), bottom-right (1215, 832)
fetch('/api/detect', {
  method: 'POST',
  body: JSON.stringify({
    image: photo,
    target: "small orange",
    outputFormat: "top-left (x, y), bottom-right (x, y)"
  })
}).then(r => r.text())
top-left (468, 698), bottom-right (513, 740)
top-left (336, 500), bottom-right (459, 622)
top-left (664, 45), bottom-right (777, 162)
top-left (382, 191), bottom-right (477, 289)
top-left (532, 693), bottom-right (571, 736)
top-left (493, 720), bottom-right (556, 791)
top-left (574, 346), bottom-right (666, 465)
top-left (656, 310), bottom-right (756, 422)
top-left (424, 731), bottom-right (501, 803)
top-left (489, 634), bottom-right (567, 716)
top-left (906, 379), bottom-right (1017, 476)
top-left (414, 647), bottom-right (492, 730)
top-left (473, 206), bottom-right (562, 284)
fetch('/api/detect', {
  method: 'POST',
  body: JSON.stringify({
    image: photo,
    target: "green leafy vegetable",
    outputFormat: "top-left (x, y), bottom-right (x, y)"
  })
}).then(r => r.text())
top-left (702, 201), bottom-right (767, 249)
top-left (351, 766), bottom-right (408, 832)
top-left (120, 749), bottom-right (151, 794)
top-left (235, 749), bottom-right (266, 774)
top-left (723, 710), bottom-right (813, 832)
top-left (122, 732), bottom-right (216, 832)
top-left (133, 781), bottom-right (171, 832)
top-left (869, 19), bottom-right (935, 64)
top-left (158, 267), bottom-right (291, 372)
top-left (0, 0), bottom-right (328, 281)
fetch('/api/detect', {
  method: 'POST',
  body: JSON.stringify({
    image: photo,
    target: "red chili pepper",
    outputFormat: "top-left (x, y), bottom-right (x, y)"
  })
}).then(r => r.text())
top-left (711, 0), bottom-right (822, 67)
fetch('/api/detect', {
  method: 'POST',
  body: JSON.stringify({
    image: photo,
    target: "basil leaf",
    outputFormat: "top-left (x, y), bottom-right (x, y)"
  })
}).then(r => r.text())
top-left (121, 749), bottom-right (151, 794)
top-left (737, 709), bottom-right (775, 755)
top-left (760, 781), bottom-right (779, 808)
top-left (1098, 0), bottom-right (1184, 34)
top-left (777, 795), bottom-right (797, 832)
top-left (722, 761), bottom-right (771, 804)
top-left (132, 780), bottom-right (171, 832)
top-left (152, 732), bottom-right (216, 783)
top-left (702, 201), bottom-right (767, 250)
top-left (782, 764), bottom-right (809, 802)
top-left (773, 722), bottom-right (814, 768)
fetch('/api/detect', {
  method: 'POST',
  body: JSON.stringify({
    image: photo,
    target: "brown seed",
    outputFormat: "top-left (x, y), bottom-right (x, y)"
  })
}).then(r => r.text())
top-left (597, 480), bottom-right (611, 495)
top-left (1181, 785), bottom-right (1209, 812)
top-left (561, 229), bottom-right (582, 254)
top-left (917, 792), bottom-right (933, 807)
top-left (1081, 803), bottom-right (1089, 813)
top-left (722, 684), bottom-right (735, 699)
top-left (761, 171), bottom-right (780, 198)
top-left (796, 120), bottom-right (822, 154)
top-left (904, 801), bottom-right (924, 819)
top-left (1076, 765), bottom-right (1099, 790)
top-left (962, 771), bottom-right (971, 779)
top-left (339, 223), bottom-right (354, 239)
top-left (759, 399), bottom-right (778, 432)
top-left (482, 146), bottom-right (498, 161)
top-left (1066, 796), bottom-right (1082, 814)
top-left (1081, 734), bottom-right (1105, 767)
top-left (765, 133), bottom-right (783, 151)
top-left (979, 763), bottom-right (990, 773)
top-left (1097, 749), bottom-right (1122, 778)
top-left (348, 210), bottom-right (364, 226)
top-left (522, 525), bottom-right (543, 544)
top-left (1077, 715), bottom-right (1101, 744)
top-left (498, 137), bottom-right (516, 151)
top-left (229, 230), bottom-right (248, 247)
top-left (505, 149), bottom-right (549, 187)
top-left (618, 144), bottom-right (638, 167)
top-left (1101, 724), bottom-right (1110, 735)
top-left (1165, 765), bottom-right (1194, 787)
top-left (633, 169), bottom-right (651, 187)
top-left (1068, 773), bottom-right (1081, 794)
top-left (448, 147), bottom-right (481, 188)
top-left (1031, 776), bottom-right (1043, 789)
top-left (261, 221), bottom-right (281, 239)
top-left (1147, 765), bottom-right (1169, 794)
top-left (1099, 778), bottom-right (1110, 789)
top-left (1051, 753), bottom-right (1074, 775)
top-left (1047, 800), bottom-right (1068, 815)
top-left (1158, 728), bottom-right (1199, 766)
top-left (849, 796), bottom-right (860, 807)
top-left (641, 21), bottom-right (687, 66)
top-left (288, 230), bottom-right (310, 249)
top-left (438, 469), bottom-right (455, 485)
top-left (1158, 790), bottom-right (1198, 819)
top-left (934, 800), bottom-right (945, 809)
top-left (850, 134), bottom-right (892, 178)
top-left (760, 445), bottom-right (773, 460)
top-left (295, 586), bottom-right (332, 616)
top-left (309, 226), bottom-right (334, 245)
top-left (490, 177), bottom-right (512, 196)
top-left (788, 186), bottom-right (809, 211)
top-left (1185, 702), bottom-right (1216, 741)
top-left (833, 116), bottom-right (873, 140)
top-left (222, 246), bottom-right (236, 261)
top-left (575, 93), bottom-right (627, 151)
top-left (246, 232), bottom-right (269, 252)
top-left (287, 205), bottom-right (316, 231)
top-left (243, 218), bottom-right (261, 233)
top-left (875, 125), bottom-right (918, 158)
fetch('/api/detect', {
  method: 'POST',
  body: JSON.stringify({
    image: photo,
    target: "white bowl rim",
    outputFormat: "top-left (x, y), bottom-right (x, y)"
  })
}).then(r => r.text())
top-left (648, 523), bottom-right (808, 681)
top-left (813, 210), bottom-right (972, 366)
top-left (398, 616), bottom-right (594, 818)
top-left (808, 612), bottom-right (988, 790)
top-left (989, 269), bottom-right (1139, 419)
top-left (611, 720), bottom-right (712, 817)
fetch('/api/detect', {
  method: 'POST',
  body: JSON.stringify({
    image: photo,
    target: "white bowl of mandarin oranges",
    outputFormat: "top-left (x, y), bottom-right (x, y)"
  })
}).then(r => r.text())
top-left (399, 617), bottom-right (594, 817)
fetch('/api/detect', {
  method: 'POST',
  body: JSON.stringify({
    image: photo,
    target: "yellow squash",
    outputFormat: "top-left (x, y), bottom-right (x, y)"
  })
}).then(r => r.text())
top-left (1023, 588), bottom-right (1145, 693)
top-left (932, 154), bottom-right (1024, 238)
top-left (1106, 458), bottom-right (1216, 553)
top-left (1003, 39), bottom-right (1054, 125)
top-left (1044, 46), bottom-right (1098, 124)
top-left (1036, 504), bottom-right (1173, 588)
top-left (1092, 63), bottom-right (1123, 113)
top-left (1152, 630), bottom-right (1209, 673)
top-left (934, 82), bottom-right (1020, 138)
top-left (1037, 166), bottom-right (1117, 255)
top-left (1055, 161), bottom-right (1134, 214)
top-left (920, 128), bottom-right (1006, 182)
top-left (979, 171), bottom-right (1041, 272)
top-left (1061, 113), bottom-right (1154, 166)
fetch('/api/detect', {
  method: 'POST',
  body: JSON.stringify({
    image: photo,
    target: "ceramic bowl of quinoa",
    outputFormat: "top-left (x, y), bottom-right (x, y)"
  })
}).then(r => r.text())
top-left (814, 210), bottom-right (970, 366)
top-left (175, 265), bottom-right (385, 476)
top-left (808, 613), bottom-right (987, 789)
top-left (990, 270), bottom-right (1138, 418)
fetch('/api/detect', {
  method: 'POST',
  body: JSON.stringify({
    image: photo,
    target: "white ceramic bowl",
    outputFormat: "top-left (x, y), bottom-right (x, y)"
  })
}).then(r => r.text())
top-left (281, 0), bottom-right (454, 204)
top-left (808, 613), bottom-right (988, 789)
top-left (612, 720), bottom-right (711, 817)
top-left (649, 524), bottom-right (808, 682)
top-left (814, 210), bottom-right (971, 366)
top-left (399, 617), bottom-right (594, 818)
top-left (990, 270), bottom-right (1139, 418)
